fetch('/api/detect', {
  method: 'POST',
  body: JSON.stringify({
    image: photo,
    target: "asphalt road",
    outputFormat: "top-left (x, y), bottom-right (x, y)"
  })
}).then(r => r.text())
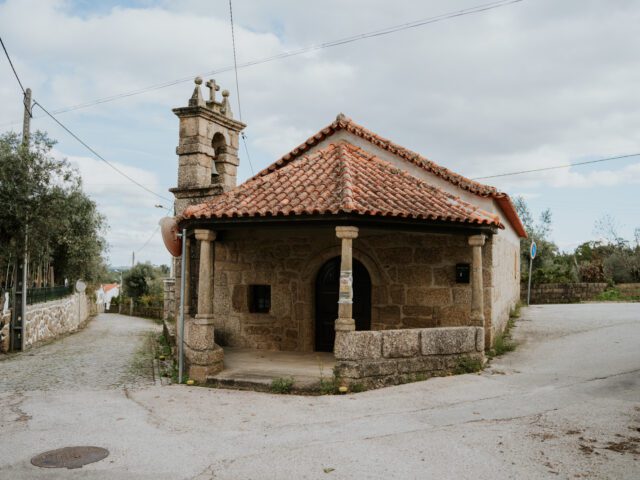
top-left (0, 305), bottom-right (638, 479)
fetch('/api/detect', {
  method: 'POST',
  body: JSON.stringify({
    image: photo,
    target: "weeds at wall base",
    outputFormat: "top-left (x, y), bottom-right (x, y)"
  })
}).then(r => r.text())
top-left (270, 376), bottom-right (295, 394)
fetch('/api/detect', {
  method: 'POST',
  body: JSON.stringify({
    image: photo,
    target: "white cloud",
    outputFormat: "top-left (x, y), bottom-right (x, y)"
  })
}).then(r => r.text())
top-left (2, 0), bottom-right (640, 261)
top-left (57, 150), bottom-right (171, 266)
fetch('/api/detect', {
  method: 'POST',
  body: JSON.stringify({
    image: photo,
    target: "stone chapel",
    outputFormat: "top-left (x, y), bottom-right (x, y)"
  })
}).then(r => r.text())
top-left (166, 77), bottom-right (526, 387)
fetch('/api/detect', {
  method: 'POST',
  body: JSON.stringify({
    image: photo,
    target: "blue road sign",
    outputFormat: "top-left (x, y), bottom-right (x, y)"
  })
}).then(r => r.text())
top-left (530, 241), bottom-right (537, 259)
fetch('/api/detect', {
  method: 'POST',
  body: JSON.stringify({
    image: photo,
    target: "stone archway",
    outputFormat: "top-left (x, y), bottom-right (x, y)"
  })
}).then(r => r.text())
top-left (300, 244), bottom-right (385, 352)
top-left (314, 257), bottom-right (371, 352)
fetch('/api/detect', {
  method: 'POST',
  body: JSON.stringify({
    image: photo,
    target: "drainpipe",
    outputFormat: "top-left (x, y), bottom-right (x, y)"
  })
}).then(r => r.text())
top-left (178, 228), bottom-right (187, 384)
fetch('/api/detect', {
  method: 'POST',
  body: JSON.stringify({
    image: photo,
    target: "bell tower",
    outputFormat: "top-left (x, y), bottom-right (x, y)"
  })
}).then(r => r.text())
top-left (170, 77), bottom-right (246, 215)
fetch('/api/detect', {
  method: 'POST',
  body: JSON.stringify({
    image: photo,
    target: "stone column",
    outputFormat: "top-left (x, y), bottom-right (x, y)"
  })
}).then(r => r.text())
top-left (183, 238), bottom-right (191, 316)
top-left (195, 229), bottom-right (215, 321)
top-left (468, 234), bottom-right (486, 327)
top-left (184, 229), bottom-right (223, 382)
top-left (334, 227), bottom-right (359, 357)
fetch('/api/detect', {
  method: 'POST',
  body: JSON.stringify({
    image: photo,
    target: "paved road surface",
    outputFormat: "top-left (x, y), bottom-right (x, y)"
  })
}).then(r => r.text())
top-left (0, 305), bottom-right (639, 479)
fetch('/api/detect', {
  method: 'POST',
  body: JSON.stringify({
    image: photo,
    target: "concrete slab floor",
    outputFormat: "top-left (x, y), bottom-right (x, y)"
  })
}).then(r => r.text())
top-left (210, 347), bottom-right (335, 387)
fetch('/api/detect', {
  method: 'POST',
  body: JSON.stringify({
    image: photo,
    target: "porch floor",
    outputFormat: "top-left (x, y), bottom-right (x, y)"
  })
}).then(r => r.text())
top-left (208, 347), bottom-right (335, 391)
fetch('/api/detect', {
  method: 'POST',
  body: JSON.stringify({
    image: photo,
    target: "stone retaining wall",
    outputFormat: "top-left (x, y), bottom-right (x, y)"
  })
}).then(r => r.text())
top-left (334, 326), bottom-right (484, 388)
top-left (23, 293), bottom-right (90, 349)
top-left (0, 310), bottom-right (10, 353)
top-left (618, 283), bottom-right (640, 298)
top-left (523, 283), bottom-right (608, 304)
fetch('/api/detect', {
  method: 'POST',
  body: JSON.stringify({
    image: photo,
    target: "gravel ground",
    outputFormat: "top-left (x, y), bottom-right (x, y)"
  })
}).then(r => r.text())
top-left (0, 313), bottom-right (158, 392)
top-left (0, 305), bottom-right (639, 479)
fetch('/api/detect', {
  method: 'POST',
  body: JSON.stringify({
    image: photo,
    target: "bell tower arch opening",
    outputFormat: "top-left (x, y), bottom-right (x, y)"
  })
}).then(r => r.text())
top-left (169, 77), bottom-right (246, 216)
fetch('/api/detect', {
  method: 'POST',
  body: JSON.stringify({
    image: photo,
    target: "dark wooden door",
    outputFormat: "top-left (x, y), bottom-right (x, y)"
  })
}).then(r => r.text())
top-left (315, 257), bottom-right (371, 352)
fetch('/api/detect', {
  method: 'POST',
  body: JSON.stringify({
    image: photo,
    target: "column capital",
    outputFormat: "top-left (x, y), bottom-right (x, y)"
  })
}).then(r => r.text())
top-left (194, 229), bottom-right (216, 241)
top-left (468, 234), bottom-right (486, 247)
top-left (336, 226), bottom-right (359, 239)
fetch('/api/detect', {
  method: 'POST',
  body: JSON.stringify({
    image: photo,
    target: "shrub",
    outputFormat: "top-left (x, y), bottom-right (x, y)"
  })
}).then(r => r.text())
top-left (270, 376), bottom-right (294, 394)
top-left (597, 288), bottom-right (621, 301)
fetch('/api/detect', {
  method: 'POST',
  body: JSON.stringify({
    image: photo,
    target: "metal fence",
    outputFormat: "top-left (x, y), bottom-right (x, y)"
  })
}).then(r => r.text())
top-left (26, 285), bottom-right (74, 305)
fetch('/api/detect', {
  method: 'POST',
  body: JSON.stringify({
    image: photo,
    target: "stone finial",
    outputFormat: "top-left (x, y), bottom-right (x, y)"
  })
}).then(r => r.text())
top-left (189, 77), bottom-right (205, 107)
top-left (206, 79), bottom-right (220, 103)
top-left (220, 89), bottom-right (233, 118)
top-left (336, 112), bottom-right (346, 122)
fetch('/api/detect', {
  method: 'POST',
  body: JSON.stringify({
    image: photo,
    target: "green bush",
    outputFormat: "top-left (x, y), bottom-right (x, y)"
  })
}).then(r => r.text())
top-left (597, 288), bottom-right (621, 301)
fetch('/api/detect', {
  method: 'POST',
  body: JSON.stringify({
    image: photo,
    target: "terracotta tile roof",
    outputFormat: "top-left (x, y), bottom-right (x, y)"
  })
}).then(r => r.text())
top-left (252, 114), bottom-right (527, 237)
top-left (183, 142), bottom-right (503, 230)
top-left (102, 283), bottom-right (118, 293)
top-left (258, 114), bottom-right (499, 197)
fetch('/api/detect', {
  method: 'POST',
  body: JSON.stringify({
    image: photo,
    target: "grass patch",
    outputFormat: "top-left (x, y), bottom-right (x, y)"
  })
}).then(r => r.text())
top-left (349, 382), bottom-right (366, 393)
top-left (597, 287), bottom-right (621, 301)
top-left (398, 372), bottom-right (429, 385)
top-left (156, 332), bottom-right (172, 358)
top-left (488, 304), bottom-right (520, 359)
top-left (454, 356), bottom-right (483, 374)
top-left (270, 376), bottom-right (294, 394)
top-left (596, 287), bottom-right (640, 302)
top-left (128, 332), bottom-right (156, 379)
top-left (318, 367), bottom-right (343, 395)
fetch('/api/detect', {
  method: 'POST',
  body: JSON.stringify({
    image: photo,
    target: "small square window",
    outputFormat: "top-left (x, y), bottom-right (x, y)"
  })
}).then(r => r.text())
top-left (249, 285), bottom-right (271, 313)
top-left (455, 264), bottom-right (470, 284)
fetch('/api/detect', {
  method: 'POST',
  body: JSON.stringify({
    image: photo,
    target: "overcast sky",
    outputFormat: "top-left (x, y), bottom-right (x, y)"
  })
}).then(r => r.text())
top-left (1, 0), bottom-right (639, 267)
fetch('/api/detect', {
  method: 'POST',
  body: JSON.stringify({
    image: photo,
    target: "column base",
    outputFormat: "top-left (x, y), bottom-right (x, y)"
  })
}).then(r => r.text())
top-left (335, 317), bottom-right (355, 332)
top-left (188, 362), bottom-right (224, 382)
top-left (194, 313), bottom-right (215, 325)
top-left (185, 344), bottom-right (224, 382)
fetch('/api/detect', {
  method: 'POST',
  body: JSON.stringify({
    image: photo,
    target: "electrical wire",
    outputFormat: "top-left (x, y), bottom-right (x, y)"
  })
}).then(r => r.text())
top-left (2, 0), bottom-right (523, 123)
top-left (136, 225), bottom-right (161, 254)
top-left (472, 152), bottom-right (640, 180)
top-left (228, 0), bottom-right (243, 122)
top-left (0, 35), bottom-right (26, 96)
top-left (228, 0), bottom-right (254, 175)
top-left (32, 100), bottom-right (173, 202)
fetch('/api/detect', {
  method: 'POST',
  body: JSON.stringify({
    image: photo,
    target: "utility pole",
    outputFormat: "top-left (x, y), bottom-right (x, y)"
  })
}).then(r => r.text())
top-left (11, 88), bottom-right (31, 351)
top-left (130, 251), bottom-right (135, 316)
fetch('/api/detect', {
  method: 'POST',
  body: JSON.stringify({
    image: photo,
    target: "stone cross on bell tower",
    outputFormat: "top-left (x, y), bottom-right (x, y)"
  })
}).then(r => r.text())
top-left (170, 77), bottom-right (246, 215)
top-left (206, 79), bottom-right (219, 103)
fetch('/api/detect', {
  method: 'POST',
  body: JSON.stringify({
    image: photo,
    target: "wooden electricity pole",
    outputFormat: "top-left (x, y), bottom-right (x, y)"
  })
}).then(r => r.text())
top-left (11, 88), bottom-right (31, 351)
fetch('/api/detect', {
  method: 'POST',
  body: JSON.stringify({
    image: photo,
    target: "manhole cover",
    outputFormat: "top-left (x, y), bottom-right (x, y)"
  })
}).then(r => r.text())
top-left (31, 446), bottom-right (109, 469)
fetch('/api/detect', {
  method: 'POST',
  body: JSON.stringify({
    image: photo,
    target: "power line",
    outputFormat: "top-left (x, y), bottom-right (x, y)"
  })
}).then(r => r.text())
top-left (228, 0), bottom-right (243, 122)
top-left (136, 225), bottom-right (161, 254)
top-left (241, 134), bottom-right (255, 175)
top-left (0, 35), bottom-right (26, 96)
top-left (472, 152), bottom-right (640, 180)
top-left (3, 0), bottom-right (523, 123)
top-left (32, 100), bottom-right (173, 202)
top-left (228, 0), bottom-right (254, 175)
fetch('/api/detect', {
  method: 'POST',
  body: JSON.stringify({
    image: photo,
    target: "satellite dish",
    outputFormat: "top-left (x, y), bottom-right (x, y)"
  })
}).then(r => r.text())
top-left (159, 217), bottom-right (182, 257)
top-left (75, 280), bottom-right (86, 293)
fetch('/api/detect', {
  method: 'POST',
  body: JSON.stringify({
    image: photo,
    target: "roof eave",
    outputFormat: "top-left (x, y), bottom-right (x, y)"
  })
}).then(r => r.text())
top-left (179, 212), bottom-right (499, 237)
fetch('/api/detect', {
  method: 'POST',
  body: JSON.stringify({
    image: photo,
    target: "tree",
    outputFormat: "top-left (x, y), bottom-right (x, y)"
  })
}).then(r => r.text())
top-left (123, 262), bottom-right (156, 299)
top-left (121, 262), bottom-right (170, 307)
top-left (0, 131), bottom-right (107, 285)
top-left (513, 197), bottom-right (576, 284)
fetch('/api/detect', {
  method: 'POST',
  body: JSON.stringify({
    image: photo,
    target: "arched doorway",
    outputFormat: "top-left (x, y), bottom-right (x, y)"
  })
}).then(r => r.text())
top-left (315, 257), bottom-right (371, 352)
